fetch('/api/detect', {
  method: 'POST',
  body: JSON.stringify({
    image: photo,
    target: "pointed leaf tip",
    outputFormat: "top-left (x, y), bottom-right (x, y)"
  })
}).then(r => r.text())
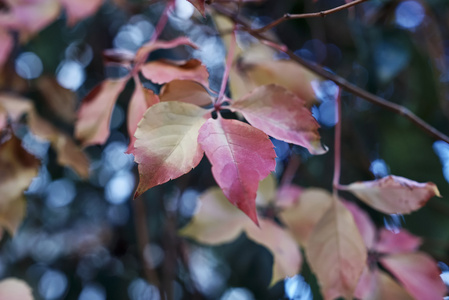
top-left (342, 175), bottom-right (440, 214)
top-left (198, 118), bottom-right (276, 224)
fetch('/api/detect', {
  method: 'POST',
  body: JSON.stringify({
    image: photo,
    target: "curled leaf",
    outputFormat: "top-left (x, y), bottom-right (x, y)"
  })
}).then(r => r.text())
top-left (133, 101), bottom-right (208, 197)
top-left (341, 175), bottom-right (440, 214)
top-left (374, 228), bottom-right (421, 254)
top-left (198, 117), bottom-right (276, 224)
top-left (141, 59), bottom-right (209, 86)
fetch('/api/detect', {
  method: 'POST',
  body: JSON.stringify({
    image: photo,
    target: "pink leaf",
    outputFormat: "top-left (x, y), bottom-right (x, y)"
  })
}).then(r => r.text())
top-left (341, 175), bottom-right (440, 214)
top-left (133, 101), bottom-right (208, 197)
top-left (245, 219), bottom-right (302, 286)
top-left (187, 0), bottom-right (206, 16)
top-left (343, 201), bottom-right (376, 249)
top-left (141, 59), bottom-right (209, 86)
top-left (306, 198), bottom-right (367, 300)
top-left (374, 228), bottom-right (421, 254)
top-left (75, 78), bottom-right (129, 147)
top-left (279, 188), bottom-right (333, 246)
top-left (380, 252), bottom-right (446, 300)
top-left (231, 85), bottom-right (326, 155)
top-left (0, 278), bottom-right (34, 300)
top-left (160, 80), bottom-right (213, 107)
top-left (197, 117), bottom-right (276, 224)
top-left (126, 76), bottom-right (160, 153)
top-left (59, 0), bottom-right (103, 26)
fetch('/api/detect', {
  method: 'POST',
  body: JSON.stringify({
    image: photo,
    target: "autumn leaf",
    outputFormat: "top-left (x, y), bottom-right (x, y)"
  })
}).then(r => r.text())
top-left (231, 84), bottom-right (326, 155)
top-left (355, 268), bottom-right (413, 300)
top-left (0, 135), bottom-right (39, 235)
top-left (179, 187), bottom-right (251, 244)
top-left (275, 184), bottom-right (302, 208)
top-left (133, 101), bottom-right (208, 198)
top-left (305, 197), bottom-right (367, 300)
top-left (126, 76), bottom-right (160, 153)
top-left (343, 200), bottom-right (376, 249)
top-left (75, 77), bottom-right (129, 147)
top-left (279, 188), bottom-right (333, 246)
top-left (374, 228), bottom-right (421, 254)
top-left (255, 173), bottom-right (277, 207)
top-left (180, 187), bottom-right (302, 286)
top-left (141, 59), bottom-right (209, 86)
top-left (197, 117), bottom-right (276, 224)
top-left (380, 253), bottom-right (447, 300)
top-left (341, 175), bottom-right (440, 214)
top-left (0, 94), bottom-right (90, 178)
top-left (0, 278), bottom-right (34, 300)
top-left (160, 80), bottom-right (213, 107)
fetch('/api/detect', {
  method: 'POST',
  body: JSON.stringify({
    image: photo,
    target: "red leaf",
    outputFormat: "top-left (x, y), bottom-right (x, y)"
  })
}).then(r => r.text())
top-left (231, 85), bottom-right (326, 155)
top-left (306, 198), bottom-right (367, 300)
top-left (341, 175), bottom-right (440, 214)
top-left (374, 228), bottom-right (421, 254)
top-left (141, 59), bottom-right (209, 86)
top-left (126, 76), bottom-right (159, 153)
top-left (343, 201), bottom-right (376, 249)
top-left (245, 219), bottom-right (302, 286)
top-left (187, 0), bottom-right (206, 16)
top-left (197, 117), bottom-right (276, 224)
top-left (133, 101), bottom-right (208, 197)
top-left (380, 252), bottom-right (446, 300)
top-left (75, 78), bottom-right (129, 147)
top-left (160, 80), bottom-right (213, 107)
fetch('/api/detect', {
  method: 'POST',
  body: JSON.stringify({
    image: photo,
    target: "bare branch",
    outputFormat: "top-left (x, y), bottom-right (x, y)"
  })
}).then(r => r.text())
top-left (253, 0), bottom-right (369, 33)
top-left (213, 4), bottom-right (449, 145)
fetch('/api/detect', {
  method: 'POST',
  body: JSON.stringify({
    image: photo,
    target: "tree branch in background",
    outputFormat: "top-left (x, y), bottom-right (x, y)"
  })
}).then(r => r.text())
top-left (253, 0), bottom-right (369, 33)
top-left (212, 4), bottom-right (449, 145)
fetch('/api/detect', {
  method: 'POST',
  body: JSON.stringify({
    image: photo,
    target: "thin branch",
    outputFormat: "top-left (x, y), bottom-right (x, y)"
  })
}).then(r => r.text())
top-left (212, 4), bottom-right (449, 145)
top-left (253, 0), bottom-right (369, 33)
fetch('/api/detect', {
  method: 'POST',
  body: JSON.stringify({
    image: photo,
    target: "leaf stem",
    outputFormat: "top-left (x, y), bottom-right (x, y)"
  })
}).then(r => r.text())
top-left (150, 0), bottom-right (175, 43)
top-left (333, 89), bottom-right (342, 196)
top-left (217, 27), bottom-right (237, 105)
top-left (212, 4), bottom-right (449, 145)
top-left (253, 0), bottom-right (368, 33)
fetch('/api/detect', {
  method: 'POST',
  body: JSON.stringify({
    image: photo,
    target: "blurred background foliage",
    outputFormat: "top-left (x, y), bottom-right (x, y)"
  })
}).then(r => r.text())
top-left (2, 0), bottom-right (449, 299)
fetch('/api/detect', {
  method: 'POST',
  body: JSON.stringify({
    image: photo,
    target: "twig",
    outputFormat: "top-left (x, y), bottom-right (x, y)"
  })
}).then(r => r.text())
top-left (253, 0), bottom-right (369, 33)
top-left (212, 4), bottom-right (449, 145)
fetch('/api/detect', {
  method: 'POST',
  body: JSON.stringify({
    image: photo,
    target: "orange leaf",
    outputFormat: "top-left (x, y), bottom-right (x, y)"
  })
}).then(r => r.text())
top-left (160, 80), bottom-right (213, 107)
top-left (141, 59), bottom-right (209, 86)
